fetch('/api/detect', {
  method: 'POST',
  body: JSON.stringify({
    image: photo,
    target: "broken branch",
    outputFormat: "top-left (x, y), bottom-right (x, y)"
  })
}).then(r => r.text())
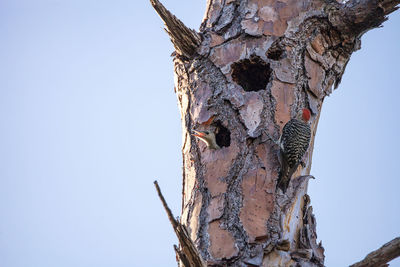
top-left (350, 237), bottom-right (400, 267)
top-left (327, 0), bottom-right (399, 37)
top-left (153, 180), bottom-right (206, 267)
top-left (149, 0), bottom-right (201, 58)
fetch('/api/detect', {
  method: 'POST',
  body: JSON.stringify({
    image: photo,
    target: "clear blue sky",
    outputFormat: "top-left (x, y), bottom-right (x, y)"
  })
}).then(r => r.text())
top-left (0, 1), bottom-right (398, 266)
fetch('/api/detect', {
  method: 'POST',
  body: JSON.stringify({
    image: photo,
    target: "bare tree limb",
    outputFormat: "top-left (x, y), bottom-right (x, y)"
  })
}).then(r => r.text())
top-left (327, 0), bottom-right (399, 37)
top-left (153, 181), bottom-right (206, 267)
top-left (350, 237), bottom-right (400, 267)
top-left (149, 0), bottom-right (201, 58)
top-left (153, 180), bottom-right (178, 229)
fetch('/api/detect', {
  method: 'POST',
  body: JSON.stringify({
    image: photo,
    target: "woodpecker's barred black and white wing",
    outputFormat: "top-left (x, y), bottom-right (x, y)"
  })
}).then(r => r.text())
top-left (277, 118), bottom-right (311, 193)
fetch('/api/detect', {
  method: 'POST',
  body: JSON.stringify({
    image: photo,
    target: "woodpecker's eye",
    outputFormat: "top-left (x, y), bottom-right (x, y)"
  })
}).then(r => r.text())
top-left (205, 131), bottom-right (209, 135)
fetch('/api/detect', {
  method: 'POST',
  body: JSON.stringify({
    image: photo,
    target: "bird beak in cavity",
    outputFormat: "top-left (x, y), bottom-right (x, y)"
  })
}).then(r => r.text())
top-left (191, 130), bottom-right (206, 138)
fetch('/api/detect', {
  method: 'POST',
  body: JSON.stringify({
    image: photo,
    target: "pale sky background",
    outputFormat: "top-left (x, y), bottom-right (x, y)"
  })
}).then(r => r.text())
top-left (0, 1), bottom-right (399, 266)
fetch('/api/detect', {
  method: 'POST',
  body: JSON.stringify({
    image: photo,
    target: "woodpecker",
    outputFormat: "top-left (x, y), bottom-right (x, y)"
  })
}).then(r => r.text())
top-left (277, 108), bottom-right (312, 193)
top-left (192, 129), bottom-right (220, 150)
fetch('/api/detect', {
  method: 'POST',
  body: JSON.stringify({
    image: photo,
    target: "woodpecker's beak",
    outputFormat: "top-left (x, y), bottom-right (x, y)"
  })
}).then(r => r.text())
top-left (191, 130), bottom-right (206, 138)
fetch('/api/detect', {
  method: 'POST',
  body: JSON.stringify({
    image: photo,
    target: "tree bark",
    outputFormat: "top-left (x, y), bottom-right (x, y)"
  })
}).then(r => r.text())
top-left (151, 0), bottom-right (399, 266)
top-left (350, 237), bottom-right (400, 267)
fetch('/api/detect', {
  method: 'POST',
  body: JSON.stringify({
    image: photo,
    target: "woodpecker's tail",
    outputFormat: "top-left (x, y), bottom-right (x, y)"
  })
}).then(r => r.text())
top-left (277, 171), bottom-right (290, 193)
top-left (277, 155), bottom-right (290, 193)
top-left (277, 163), bottom-right (297, 193)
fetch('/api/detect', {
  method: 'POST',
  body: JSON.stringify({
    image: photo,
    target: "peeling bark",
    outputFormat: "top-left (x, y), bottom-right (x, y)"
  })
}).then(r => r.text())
top-left (151, 0), bottom-right (399, 266)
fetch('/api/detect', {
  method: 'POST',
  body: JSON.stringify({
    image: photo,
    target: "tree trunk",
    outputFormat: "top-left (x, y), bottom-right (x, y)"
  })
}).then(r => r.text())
top-left (151, 0), bottom-right (399, 266)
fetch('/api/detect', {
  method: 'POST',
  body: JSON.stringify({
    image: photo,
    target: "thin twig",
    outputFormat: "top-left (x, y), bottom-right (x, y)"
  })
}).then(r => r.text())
top-left (154, 180), bottom-right (178, 229)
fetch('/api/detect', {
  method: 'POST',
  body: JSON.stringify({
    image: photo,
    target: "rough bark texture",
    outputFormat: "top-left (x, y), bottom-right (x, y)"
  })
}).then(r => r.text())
top-left (151, 0), bottom-right (399, 266)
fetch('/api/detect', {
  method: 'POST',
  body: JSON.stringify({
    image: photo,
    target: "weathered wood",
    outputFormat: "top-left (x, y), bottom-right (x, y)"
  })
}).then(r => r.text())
top-left (149, 0), bottom-right (201, 58)
top-left (327, 0), bottom-right (400, 37)
top-left (173, 1), bottom-right (345, 264)
top-left (151, 0), bottom-right (399, 265)
top-left (350, 237), bottom-right (400, 267)
top-left (153, 181), bottom-right (206, 267)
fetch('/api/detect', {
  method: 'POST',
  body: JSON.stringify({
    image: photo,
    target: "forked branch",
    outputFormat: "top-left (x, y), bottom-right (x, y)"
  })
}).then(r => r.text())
top-left (350, 237), bottom-right (400, 267)
top-left (150, 0), bottom-right (201, 58)
top-left (153, 181), bottom-right (206, 267)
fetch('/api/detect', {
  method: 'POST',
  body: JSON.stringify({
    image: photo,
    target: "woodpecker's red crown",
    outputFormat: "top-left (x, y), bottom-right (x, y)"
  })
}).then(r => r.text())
top-left (302, 108), bottom-right (311, 122)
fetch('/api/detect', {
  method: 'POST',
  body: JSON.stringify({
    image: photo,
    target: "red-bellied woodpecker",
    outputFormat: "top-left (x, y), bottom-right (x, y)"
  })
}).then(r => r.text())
top-left (192, 129), bottom-right (220, 150)
top-left (277, 108), bottom-right (312, 193)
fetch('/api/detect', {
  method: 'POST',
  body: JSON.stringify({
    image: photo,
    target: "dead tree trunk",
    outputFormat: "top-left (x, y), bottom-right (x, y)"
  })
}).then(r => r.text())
top-left (151, 0), bottom-right (399, 266)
